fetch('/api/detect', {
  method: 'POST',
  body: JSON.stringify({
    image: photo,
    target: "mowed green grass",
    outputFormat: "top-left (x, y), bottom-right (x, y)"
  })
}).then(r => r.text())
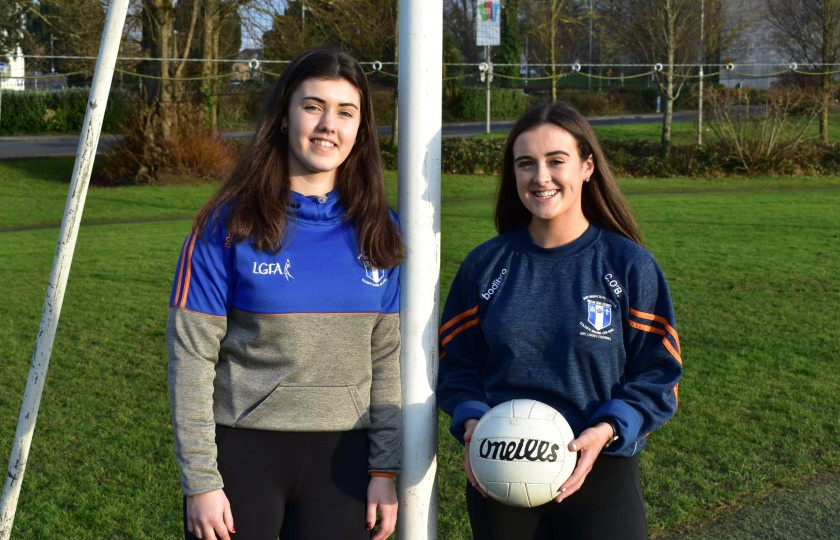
top-left (1, 158), bottom-right (839, 538)
top-left (475, 113), bottom-right (840, 145)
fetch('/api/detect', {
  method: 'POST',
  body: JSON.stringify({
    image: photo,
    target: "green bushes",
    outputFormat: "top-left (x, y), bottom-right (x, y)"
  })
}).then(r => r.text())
top-left (1, 86), bottom-right (684, 137)
top-left (432, 136), bottom-right (840, 177)
top-left (440, 136), bottom-right (506, 175)
top-left (0, 87), bottom-right (129, 135)
top-left (525, 87), bottom-right (663, 116)
top-left (446, 87), bottom-right (528, 121)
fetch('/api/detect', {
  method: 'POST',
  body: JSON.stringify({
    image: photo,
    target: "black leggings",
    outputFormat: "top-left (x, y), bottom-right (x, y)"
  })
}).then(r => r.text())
top-left (184, 426), bottom-right (371, 540)
top-left (466, 454), bottom-right (647, 540)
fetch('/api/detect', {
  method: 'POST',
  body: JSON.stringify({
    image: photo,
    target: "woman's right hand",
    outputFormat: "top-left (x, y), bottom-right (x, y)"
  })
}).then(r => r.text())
top-left (463, 419), bottom-right (488, 497)
top-left (185, 489), bottom-right (235, 540)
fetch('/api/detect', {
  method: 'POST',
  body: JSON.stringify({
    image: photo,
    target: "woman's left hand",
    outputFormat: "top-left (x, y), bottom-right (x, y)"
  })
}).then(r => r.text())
top-left (367, 475), bottom-right (398, 540)
top-left (554, 421), bottom-right (615, 502)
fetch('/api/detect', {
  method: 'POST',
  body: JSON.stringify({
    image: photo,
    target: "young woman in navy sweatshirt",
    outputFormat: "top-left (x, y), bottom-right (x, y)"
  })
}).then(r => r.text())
top-left (437, 102), bottom-right (682, 539)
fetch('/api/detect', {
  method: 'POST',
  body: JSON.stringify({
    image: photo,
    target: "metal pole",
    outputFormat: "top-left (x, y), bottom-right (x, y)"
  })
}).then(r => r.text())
top-left (485, 46), bottom-right (491, 134)
top-left (302, 1), bottom-right (308, 32)
top-left (397, 0), bottom-right (442, 537)
top-left (0, 1), bottom-right (129, 537)
top-left (588, 0), bottom-right (593, 91)
top-left (0, 66), bottom-right (4, 133)
top-left (50, 34), bottom-right (56, 74)
top-left (697, 0), bottom-right (704, 146)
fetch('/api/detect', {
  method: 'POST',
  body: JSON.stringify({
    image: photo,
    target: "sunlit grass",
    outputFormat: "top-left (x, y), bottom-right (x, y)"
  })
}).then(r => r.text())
top-left (1, 159), bottom-right (838, 538)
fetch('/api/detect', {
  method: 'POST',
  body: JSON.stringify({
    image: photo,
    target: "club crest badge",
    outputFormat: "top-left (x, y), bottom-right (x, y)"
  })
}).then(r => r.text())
top-left (587, 300), bottom-right (612, 330)
top-left (579, 295), bottom-right (617, 340)
top-left (359, 254), bottom-right (387, 287)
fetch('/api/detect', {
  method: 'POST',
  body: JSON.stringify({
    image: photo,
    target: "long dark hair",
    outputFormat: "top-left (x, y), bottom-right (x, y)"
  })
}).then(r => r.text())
top-left (194, 47), bottom-right (404, 268)
top-left (495, 102), bottom-right (643, 245)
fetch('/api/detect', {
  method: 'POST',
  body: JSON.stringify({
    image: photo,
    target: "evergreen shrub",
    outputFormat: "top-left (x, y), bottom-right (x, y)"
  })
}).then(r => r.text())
top-left (0, 87), bottom-right (130, 135)
top-left (428, 136), bottom-right (840, 178)
top-left (448, 88), bottom-right (528, 121)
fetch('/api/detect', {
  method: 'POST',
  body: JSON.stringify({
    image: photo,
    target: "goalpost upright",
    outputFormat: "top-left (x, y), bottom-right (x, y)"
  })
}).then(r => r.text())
top-left (0, 2), bottom-right (129, 537)
top-left (396, 0), bottom-right (443, 538)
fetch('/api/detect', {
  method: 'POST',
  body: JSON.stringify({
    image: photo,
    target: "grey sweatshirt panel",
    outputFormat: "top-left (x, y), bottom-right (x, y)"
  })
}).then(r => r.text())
top-left (167, 307), bottom-right (402, 495)
top-left (167, 309), bottom-right (227, 496)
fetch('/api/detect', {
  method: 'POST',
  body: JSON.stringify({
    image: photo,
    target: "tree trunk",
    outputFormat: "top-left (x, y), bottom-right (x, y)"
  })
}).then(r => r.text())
top-left (202, 0), bottom-right (218, 131)
top-left (391, 13), bottom-right (399, 148)
top-left (140, 1), bottom-right (178, 178)
top-left (661, 0), bottom-right (675, 155)
top-left (819, 0), bottom-right (838, 144)
top-left (550, 0), bottom-right (558, 103)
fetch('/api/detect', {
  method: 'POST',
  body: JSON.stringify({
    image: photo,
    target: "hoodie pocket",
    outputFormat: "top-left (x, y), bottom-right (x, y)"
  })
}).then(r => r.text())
top-left (233, 384), bottom-right (371, 431)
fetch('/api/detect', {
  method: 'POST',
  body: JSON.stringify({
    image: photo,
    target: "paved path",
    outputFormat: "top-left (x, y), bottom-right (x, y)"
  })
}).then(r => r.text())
top-left (0, 113), bottom-right (692, 159)
top-left (657, 474), bottom-right (840, 539)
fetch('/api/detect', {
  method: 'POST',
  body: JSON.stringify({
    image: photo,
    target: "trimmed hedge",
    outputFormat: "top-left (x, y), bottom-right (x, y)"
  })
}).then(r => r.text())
top-left (426, 136), bottom-right (840, 178)
top-left (1, 86), bottom-right (683, 136)
top-left (447, 87), bottom-right (529, 121)
top-left (0, 87), bottom-right (130, 135)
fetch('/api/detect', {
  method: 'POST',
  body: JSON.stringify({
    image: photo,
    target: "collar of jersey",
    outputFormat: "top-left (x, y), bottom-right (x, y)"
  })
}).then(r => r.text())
top-left (289, 190), bottom-right (345, 224)
top-left (515, 222), bottom-right (600, 259)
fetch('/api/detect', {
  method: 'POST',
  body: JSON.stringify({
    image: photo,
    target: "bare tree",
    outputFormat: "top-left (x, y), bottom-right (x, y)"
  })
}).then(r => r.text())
top-left (765, 0), bottom-right (840, 143)
top-left (1, 1), bottom-right (26, 55)
top-left (602, 0), bottom-right (700, 152)
top-left (521, 0), bottom-right (587, 102)
top-left (19, 0), bottom-right (108, 79)
top-left (444, 0), bottom-right (479, 62)
top-left (186, 0), bottom-right (245, 130)
top-left (262, 0), bottom-right (397, 63)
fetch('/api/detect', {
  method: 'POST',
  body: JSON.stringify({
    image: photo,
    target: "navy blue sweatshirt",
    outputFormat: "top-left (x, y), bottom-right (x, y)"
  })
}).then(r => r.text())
top-left (437, 224), bottom-right (682, 457)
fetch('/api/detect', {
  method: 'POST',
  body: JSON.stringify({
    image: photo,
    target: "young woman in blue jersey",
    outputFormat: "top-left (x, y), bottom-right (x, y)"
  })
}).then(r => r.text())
top-left (437, 102), bottom-right (682, 539)
top-left (167, 47), bottom-right (403, 540)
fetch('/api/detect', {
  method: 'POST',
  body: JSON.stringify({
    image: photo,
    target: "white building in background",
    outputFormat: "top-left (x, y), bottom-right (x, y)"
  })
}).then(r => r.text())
top-left (719, 0), bottom-right (786, 89)
top-left (1, 45), bottom-right (26, 91)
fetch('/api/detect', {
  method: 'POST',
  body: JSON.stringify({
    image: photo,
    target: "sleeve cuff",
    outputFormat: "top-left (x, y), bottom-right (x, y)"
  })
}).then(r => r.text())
top-left (450, 401), bottom-right (491, 445)
top-left (590, 399), bottom-right (642, 453)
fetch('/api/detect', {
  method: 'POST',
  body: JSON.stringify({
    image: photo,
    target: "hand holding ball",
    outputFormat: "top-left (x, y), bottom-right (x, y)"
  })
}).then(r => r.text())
top-left (469, 399), bottom-right (577, 507)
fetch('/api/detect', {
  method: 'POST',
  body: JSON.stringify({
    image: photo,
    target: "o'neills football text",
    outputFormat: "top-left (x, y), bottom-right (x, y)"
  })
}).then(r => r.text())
top-left (478, 438), bottom-right (559, 462)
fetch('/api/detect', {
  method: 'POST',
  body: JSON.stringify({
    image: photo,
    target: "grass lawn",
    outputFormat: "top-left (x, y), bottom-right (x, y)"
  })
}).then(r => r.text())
top-left (1, 158), bottom-right (838, 538)
top-left (475, 111), bottom-right (840, 146)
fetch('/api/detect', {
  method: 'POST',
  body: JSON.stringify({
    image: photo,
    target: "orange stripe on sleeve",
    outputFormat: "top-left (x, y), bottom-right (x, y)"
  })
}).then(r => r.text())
top-left (172, 232), bottom-right (192, 307)
top-left (441, 318), bottom-right (480, 349)
top-left (177, 232), bottom-right (199, 309)
top-left (626, 318), bottom-right (682, 404)
top-left (629, 308), bottom-right (681, 356)
top-left (627, 319), bottom-right (682, 365)
top-left (439, 317), bottom-right (481, 363)
top-left (440, 304), bottom-right (479, 335)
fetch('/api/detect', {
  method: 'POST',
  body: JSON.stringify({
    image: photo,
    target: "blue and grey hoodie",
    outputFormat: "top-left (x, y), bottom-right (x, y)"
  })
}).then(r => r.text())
top-left (167, 191), bottom-right (401, 496)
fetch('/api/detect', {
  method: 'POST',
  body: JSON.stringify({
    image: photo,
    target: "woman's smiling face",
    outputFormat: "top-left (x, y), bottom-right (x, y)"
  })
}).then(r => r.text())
top-left (285, 77), bottom-right (362, 194)
top-left (513, 123), bottom-right (594, 245)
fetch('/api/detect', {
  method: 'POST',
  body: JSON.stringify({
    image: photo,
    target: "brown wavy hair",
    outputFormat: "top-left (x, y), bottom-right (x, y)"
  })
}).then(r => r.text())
top-left (194, 47), bottom-right (404, 268)
top-left (495, 102), bottom-right (643, 245)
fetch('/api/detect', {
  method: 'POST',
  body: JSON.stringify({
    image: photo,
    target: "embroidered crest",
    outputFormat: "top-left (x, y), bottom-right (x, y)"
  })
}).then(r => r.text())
top-left (579, 295), bottom-right (617, 341)
top-left (587, 301), bottom-right (612, 330)
top-left (359, 254), bottom-right (387, 287)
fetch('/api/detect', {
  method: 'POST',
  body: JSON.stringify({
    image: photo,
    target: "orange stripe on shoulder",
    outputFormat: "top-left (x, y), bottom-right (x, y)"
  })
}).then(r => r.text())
top-left (440, 304), bottom-right (479, 335)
